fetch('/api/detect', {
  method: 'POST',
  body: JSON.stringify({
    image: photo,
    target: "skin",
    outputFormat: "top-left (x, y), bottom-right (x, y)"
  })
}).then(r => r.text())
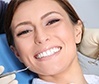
top-left (10, 0), bottom-right (87, 84)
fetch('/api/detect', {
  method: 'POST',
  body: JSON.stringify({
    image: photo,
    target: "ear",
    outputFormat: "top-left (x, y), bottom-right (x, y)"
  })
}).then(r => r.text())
top-left (10, 45), bottom-right (23, 62)
top-left (74, 20), bottom-right (83, 44)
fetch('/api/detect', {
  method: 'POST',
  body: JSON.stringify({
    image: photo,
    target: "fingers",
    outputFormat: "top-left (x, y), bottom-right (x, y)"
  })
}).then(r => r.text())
top-left (0, 74), bottom-right (16, 84)
top-left (0, 66), bottom-right (4, 74)
top-left (0, 66), bottom-right (18, 84)
top-left (9, 80), bottom-right (18, 84)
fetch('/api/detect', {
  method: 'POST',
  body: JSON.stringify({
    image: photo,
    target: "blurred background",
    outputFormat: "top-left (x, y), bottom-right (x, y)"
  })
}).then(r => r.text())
top-left (3, 0), bottom-right (99, 28)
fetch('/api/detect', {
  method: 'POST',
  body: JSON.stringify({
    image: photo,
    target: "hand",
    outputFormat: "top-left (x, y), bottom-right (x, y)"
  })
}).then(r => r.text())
top-left (0, 66), bottom-right (18, 84)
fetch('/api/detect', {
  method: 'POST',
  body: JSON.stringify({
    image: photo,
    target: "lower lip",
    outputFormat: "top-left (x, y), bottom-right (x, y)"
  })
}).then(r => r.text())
top-left (36, 49), bottom-right (61, 61)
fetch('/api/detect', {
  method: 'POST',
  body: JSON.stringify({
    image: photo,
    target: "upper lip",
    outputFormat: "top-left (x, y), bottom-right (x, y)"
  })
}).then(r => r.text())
top-left (34, 46), bottom-right (62, 58)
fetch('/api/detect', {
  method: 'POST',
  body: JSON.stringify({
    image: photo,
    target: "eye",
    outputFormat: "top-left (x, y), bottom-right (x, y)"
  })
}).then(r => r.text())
top-left (46, 19), bottom-right (60, 26)
top-left (17, 30), bottom-right (32, 36)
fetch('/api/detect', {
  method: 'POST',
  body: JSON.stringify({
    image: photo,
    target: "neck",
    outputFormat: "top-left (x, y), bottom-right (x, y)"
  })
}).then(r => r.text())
top-left (39, 56), bottom-right (87, 84)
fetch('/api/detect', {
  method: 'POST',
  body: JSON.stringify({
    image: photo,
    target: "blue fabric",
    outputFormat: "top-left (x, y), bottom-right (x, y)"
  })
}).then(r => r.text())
top-left (0, 34), bottom-right (38, 84)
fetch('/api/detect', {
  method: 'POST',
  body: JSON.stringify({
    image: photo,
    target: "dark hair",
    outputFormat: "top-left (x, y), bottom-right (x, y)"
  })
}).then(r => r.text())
top-left (4, 0), bottom-right (84, 46)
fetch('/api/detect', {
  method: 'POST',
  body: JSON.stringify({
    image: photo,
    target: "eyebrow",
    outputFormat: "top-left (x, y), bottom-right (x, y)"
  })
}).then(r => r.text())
top-left (41, 11), bottom-right (62, 20)
top-left (15, 11), bottom-right (62, 29)
top-left (15, 21), bottom-right (33, 29)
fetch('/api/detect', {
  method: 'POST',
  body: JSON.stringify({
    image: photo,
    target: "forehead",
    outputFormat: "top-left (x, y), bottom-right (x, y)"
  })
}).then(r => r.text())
top-left (15, 0), bottom-right (65, 13)
top-left (13, 0), bottom-right (67, 16)
top-left (11, 0), bottom-right (69, 26)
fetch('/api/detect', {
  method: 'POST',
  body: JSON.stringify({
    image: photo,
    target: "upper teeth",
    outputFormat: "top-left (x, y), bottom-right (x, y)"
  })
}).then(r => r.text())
top-left (36, 47), bottom-right (61, 59)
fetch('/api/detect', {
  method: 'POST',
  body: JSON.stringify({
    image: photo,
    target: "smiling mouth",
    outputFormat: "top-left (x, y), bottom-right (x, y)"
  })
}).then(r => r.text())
top-left (35, 47), bottom-right (62, 59)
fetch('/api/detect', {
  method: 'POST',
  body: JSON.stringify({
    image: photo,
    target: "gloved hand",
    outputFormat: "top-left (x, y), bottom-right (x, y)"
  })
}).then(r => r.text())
top-left (0, 66), bottom-right (18, 84)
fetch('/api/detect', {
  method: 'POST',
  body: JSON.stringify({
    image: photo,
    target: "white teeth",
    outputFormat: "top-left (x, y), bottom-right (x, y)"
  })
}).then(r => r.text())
top-left (36, 47), bottom-right (61, 59)
top-left (46, 50), bottom-right (51, 56)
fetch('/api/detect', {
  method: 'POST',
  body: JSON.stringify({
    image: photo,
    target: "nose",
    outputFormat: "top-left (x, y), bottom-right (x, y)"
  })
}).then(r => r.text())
top-left (34, 29), bottom-right (50, 45)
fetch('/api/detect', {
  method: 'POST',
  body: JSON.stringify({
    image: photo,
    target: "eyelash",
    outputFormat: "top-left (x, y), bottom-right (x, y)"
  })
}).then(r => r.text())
top-left (17, 30), bottom-right (32, 36)
top-left (46, 19), bottom-right (60, 26)
top-left (16, 19), bottom-right (60, 36)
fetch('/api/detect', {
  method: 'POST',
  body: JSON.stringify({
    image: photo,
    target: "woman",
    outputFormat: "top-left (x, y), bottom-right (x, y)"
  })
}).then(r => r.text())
top-left (4, 0), bottom-right (99, 84)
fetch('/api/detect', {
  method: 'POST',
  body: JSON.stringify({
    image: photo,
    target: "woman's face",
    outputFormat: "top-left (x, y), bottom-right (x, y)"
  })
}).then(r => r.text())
top-left (11, 0), bottom-right (82, 75)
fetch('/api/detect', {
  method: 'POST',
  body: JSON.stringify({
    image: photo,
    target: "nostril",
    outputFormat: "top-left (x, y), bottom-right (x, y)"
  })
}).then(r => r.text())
top-left (46, 38), bottom-right (49, 41)
top-left (35, 37), bottom-right (50, 45)
top-left (38, 41), bottom-right (42, 44)
top-left (34, 32), bottom-right (50, 45)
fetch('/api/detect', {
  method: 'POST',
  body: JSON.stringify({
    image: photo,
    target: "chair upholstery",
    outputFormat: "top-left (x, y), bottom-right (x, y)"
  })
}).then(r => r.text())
top-left (0, 34), bottom-right (38, 84)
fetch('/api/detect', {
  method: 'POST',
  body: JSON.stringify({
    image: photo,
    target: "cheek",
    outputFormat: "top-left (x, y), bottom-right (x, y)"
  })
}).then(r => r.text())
top-left (14, 39), bottom-right (37, 68)
top-left (54, 25), bottom-right (75, 43)
top-left (14, 38), bottom-right (34, 56)
top-left (54, 24), bottom-right (77, 60)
